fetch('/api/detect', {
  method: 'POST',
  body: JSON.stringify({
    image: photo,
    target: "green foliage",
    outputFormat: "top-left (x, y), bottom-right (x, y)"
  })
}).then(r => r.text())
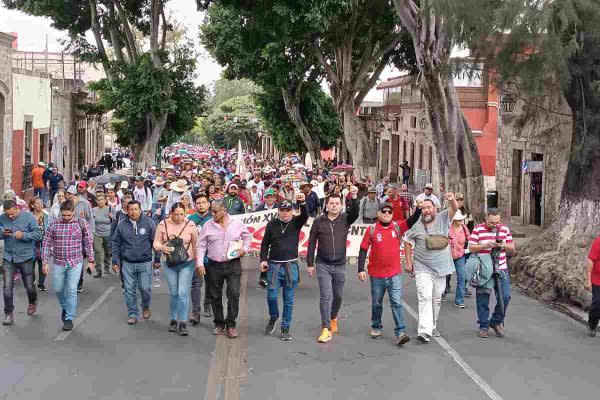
top-left (202, 95), bottom-right (261, 151)
top-left (210, 78), bottom-right (261, 109)
top-left (255, 84), bottom-right (341, 153)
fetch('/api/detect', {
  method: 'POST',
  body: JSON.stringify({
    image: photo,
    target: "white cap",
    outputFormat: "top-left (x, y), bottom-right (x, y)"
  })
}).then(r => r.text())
top-left (453, 209), bottom-right (467, 221)
top-left (121, 181), bottom-right (129, 188)
top-left (67, 186), bottom-right (77, 195)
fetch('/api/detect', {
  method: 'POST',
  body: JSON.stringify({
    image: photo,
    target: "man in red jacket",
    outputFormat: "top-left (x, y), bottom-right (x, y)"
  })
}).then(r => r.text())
top-left (383, 185), bottom-right (407, 223)
top-left (357, 202), bottom-right (421, 347)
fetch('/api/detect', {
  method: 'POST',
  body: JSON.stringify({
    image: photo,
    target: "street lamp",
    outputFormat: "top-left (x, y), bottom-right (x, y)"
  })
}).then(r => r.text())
top-left (500, 93), bottom-right (517, 113)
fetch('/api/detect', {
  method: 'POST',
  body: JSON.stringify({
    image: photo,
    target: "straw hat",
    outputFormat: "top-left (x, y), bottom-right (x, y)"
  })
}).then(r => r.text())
top-left (171, 179), bottom-right (189, 193)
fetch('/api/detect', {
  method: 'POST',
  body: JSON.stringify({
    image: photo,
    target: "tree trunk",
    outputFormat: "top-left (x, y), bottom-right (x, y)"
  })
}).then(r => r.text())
top-left (340, 99), bottom-right (376, 179)
top-left (281, 88), bottom-right (324, 168)
top-left (133, 113), bottom-right (166, 171)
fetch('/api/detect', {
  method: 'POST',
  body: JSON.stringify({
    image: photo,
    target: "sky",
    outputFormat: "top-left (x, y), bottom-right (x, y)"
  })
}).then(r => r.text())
top-left (0, 0), bottom-right (393, 101)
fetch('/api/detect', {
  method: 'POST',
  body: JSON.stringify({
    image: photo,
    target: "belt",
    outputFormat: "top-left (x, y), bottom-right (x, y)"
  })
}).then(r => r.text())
top-left (207, 258), bottom-right (238, 265)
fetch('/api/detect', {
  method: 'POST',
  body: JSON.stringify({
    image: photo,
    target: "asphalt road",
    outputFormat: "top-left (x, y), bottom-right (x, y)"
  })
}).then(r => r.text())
top-left (0, 258), bottom-right (598, 400)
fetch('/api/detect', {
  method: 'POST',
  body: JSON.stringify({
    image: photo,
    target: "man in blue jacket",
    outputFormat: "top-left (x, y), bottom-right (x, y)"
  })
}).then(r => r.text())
top-left (111, 200), bottom-right (160, 325)
top-left (0, 200), bottom-right (42, 325)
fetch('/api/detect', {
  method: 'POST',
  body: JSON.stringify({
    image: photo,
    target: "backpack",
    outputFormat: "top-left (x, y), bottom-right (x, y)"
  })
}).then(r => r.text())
top-left (163, 220), bottom-right (191, 267)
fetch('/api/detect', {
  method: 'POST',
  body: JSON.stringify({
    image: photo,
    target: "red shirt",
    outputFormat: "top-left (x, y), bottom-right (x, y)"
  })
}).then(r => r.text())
top-left (360, 221), bottom-right (408, 278)
top-left (386, 195), bottom-right (406, 222)
top-left (588, 237), bottom-right (600, 286)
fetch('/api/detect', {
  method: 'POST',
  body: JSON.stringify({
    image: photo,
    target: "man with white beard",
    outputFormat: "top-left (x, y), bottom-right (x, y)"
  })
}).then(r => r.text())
top-left (403, 193), bottom-right (458, 342)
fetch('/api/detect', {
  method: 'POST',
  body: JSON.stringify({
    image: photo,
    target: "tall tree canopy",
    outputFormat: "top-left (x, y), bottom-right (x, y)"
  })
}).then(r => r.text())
top-left (4, 0), bottom-right (208, 169)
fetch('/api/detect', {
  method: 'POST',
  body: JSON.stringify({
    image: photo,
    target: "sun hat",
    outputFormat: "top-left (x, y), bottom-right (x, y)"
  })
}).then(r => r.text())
top-left (171, 179), bottom-right (189, 193)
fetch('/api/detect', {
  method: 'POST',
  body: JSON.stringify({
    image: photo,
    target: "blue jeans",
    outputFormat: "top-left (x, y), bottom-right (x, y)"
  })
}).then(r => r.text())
top-left (266, 262), bottom-right (299, 330)
top-left (52, 262), bottom-right (83, 321)
top-left (163, 260), bottom-right (194, 322)
top-left (370, 274), bottom-right (407, 336)
top-left (453, 256), bottom-right (467, 305)
top-left (122, 261), bottom-right (152, 319)
top-left (476, 270), bottom-right (511, 330)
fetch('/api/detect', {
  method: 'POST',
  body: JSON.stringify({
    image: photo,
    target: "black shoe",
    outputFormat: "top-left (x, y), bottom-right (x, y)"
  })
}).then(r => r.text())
top-left (588, 327), bottom-right (597, 337)
top-left (63, 320), bottom-right (74, 331)
top-left (77, 285), bottom-right (83, 293)
top-left (37, 284), bottom-right (46, 291)
top-left (61, 309), bottom-right (66, 323)
top-left (441, 293), bottom-right (447, 302)
top-left (104, 267), bottom-right (111, 275)
top-left (259, 278), bottom-right (268, 288)
top-left (265, 317), bottom-right (277, 335)
top-left (416, 334), bottom-right (430, 343)
top-left (168, 320), bottom-right (178, 332)
top-left (93, 271), bottom-right (102, 278)
top-left (281, 329), bottom-right (292, 341)
top-left (178, 322), bottom-right (189, 336)
top-left (204, 307), bottom-right (212, 318)
top-left (189, 312), bottom-right (200, 326)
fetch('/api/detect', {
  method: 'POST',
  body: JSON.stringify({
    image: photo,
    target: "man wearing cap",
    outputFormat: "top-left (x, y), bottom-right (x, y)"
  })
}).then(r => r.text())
top-left (32, 162), bottom-right (46, 200)
top-left (403, 192), bottom-right (458, 343)
top-left (416, 183), bottom-right (442, 211)
top-left (357, 202), bottom-right (422, 346)
top-left (66, 185), bottom-right (95, 293)
top-left (151, 177), bottom-right (167, 218)
top-left (117, 181), bottom-right (130, 200)
top-left (77, 180), bottom-right (97, 208)
top-left (260, 194), bottom-right (308, 341)
top-left (300, 182), bottom-right (319, 217)
top-left (224, 184), bottom-right (246, 215)
top-left (133, 176), bottom-right (153, 216)
top-left (359, 186), bottom-right (381, 224)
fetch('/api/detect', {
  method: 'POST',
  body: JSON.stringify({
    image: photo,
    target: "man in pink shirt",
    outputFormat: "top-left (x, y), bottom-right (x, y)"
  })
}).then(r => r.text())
top-left (196, 199), bottom-right (251, 338)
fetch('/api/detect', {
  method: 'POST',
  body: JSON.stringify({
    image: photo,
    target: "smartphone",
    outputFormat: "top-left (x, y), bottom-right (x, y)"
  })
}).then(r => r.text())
top-left (3, 228), bottom-right (12, 235)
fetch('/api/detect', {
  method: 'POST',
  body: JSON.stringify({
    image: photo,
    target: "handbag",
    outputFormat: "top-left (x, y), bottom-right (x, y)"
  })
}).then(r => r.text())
top-left (424, 224), bottom-right (449, 250)
top-left (163, 220), bottom-right (191, 267)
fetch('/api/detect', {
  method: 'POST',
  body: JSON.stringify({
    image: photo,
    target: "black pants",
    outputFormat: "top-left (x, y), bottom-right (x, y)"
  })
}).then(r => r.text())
top-left (206, 258), bottom-right (242, 328)
top-left (2, 259), bottom-right (37, 314)
top-left (589, 284), bottom-right (600, 329)
top-left (33, 257), bottom-right (46, 286)
top-left (191, 271), bottom-right (211, 313)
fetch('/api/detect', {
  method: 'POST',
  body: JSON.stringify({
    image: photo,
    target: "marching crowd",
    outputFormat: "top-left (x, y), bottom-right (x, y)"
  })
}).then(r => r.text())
top-left (1, 144), bottom-right (599, 345)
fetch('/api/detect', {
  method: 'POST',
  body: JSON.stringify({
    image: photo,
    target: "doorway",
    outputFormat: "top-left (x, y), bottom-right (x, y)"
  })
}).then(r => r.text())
top-left (530, 153), bottom-right (544, 226)
top-left (390, 134), bottom-right (399, 182)
top-left (39, 132), bottom-right (48, 164)
top-left (511, 149), bottom-right (522, 216)
top-left (381, 139), bottom-right (389, 178)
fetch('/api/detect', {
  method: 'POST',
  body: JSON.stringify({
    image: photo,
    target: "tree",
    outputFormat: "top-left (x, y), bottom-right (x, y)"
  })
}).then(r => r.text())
top-left (4, 0), bottom-right (207, 169)
top-left (209, 78), bottom-right (261, 109)
top-left (255, 83), bottom-right (341, 154)
top-left (200, 1), bottom-right (344, 167)
top-left (202, 95), bottom-right (261, 152)
top-left (391, 0), bottom-right (490, 217)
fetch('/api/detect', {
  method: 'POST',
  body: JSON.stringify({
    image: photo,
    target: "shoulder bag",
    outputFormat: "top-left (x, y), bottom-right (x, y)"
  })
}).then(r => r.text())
top-left (424, 224), bottom-right (449, 250)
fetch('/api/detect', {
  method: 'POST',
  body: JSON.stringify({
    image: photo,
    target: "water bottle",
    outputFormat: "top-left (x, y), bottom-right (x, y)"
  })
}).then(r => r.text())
top-left (153, 269), bottom-right (161, 288)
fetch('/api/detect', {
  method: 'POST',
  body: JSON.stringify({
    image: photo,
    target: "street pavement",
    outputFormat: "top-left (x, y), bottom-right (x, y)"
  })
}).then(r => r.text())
top-left (0, 258), bottom-right (598, 400)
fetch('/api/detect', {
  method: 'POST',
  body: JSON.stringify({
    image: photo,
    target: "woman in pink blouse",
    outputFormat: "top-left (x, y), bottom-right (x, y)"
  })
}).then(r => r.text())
top-left (448, 210), bottom-right (470, 308)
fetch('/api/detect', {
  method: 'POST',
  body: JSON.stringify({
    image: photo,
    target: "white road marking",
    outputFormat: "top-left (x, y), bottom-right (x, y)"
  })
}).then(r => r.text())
top-left (402, 301), bottom-right (504, 400)
top-left (54, 286), bottom-right (115, 341)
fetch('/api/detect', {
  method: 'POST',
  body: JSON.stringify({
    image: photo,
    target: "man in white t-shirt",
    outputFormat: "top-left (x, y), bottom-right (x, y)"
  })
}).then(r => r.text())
top-left (415, 183), bottom-right (441, 211)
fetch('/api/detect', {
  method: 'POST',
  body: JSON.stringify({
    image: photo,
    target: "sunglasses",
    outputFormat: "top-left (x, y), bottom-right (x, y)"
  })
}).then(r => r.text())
top-left (380, 209), bottom-right (393, 215)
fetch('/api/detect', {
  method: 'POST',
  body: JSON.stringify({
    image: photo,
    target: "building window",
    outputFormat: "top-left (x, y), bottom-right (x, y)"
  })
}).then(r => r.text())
top-left (428, 146), bottom-right (433, 172)
top-left (419, 144), bottom-right (424, 169)
top-left (24, 120), bottom-right (33, 164)
top-left (402, 140), bottom-right (407, 162)
top-left (393, 120), bottom-right (399, 131)
top-left (410, 116), bottom-right (417, 129)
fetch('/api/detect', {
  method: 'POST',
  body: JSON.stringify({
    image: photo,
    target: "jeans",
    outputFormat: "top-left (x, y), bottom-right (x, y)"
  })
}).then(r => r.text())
top-left (163, 260), bottom-right (194, 322)
top-left (476, 270), bottom-right (511, 330)
top-left (402, 176), bottom-right (409, 185)
top-left (316, 263), bottom-right (346, 329)
top-left (122, 261), bottom-right (152, 319)
top-left (414, 272), bottom-right (446, 336)
top-left (191, 271), bottom-right (210, 314)
top-left (52, 262), bottom-right (83, 321)
top-left (2, 259), bottom-right (37, 314)
top-left (453, 256), bottom-right (467, 305)
top-left (267, 262), bottom-right (299, 330)
top-left (370, 274), bottom-right (407, 336)
top-left (589, 285), bottom-right (600, 329)
top-left (93, 235), bottom-right (111, 273)
top-left (206, 258), bottom-right (242, 328)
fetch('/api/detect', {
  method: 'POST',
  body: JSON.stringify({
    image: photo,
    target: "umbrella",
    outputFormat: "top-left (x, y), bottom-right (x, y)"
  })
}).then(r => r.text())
top-left (92, 173), bottom-right (130, 185)
top-left (331, 164), bottom-right (355, 173)
top-left (177, 149), bottom-right (189, 154)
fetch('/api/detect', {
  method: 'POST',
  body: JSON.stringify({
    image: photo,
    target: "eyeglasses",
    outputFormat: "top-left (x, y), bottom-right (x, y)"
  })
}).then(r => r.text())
top-left (380, 209), bottom-right (393, 215)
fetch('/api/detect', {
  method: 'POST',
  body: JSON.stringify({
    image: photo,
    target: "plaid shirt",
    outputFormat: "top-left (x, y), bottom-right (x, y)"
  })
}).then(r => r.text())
top-left (41, 217), bottom-right (94, 267)
top-left (399, 191), bottom-right (414, 208)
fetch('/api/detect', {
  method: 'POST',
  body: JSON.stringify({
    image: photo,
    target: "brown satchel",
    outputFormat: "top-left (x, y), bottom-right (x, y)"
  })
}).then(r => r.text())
top-left (424, 225), bottom-right (449, 250)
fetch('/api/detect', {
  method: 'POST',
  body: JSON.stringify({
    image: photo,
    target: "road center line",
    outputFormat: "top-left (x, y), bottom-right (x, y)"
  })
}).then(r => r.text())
top-left (402, 301), bottom-right (504, 400)
top-left (54, 286), bottom-right (115, 341)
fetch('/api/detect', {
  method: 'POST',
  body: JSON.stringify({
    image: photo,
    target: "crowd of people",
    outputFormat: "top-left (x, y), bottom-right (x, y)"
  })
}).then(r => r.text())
top-left (1, 143), bottom-right (599, 344)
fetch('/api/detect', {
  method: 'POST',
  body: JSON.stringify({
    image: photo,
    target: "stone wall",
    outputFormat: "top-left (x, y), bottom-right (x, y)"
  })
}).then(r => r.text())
top-left (496, 94), bottom-right (572, 227)
top-left (51, 89), bottom-right (75, 182)
top-left (0, 33), bottom-right (14, 195)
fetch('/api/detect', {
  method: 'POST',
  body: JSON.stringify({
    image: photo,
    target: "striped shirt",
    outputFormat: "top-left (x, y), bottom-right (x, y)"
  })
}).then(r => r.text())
top-left (469, 223), bottom-right (513, 270)
top-left (41, 217), bottom-right (94, 267)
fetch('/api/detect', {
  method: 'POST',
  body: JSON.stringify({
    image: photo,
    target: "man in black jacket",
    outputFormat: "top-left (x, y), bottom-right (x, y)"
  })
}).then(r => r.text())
top-left (259, 194), bottom-right (308, 341)
top-left (307, 192), bottom-right (359, 343)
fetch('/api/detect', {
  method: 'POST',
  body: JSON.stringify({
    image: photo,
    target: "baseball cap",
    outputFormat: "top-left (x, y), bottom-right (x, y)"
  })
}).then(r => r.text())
top-left (67, 185), bottom-right (77, 195)
top-left (77, 180), bottom-right (87, 188)
top-left (425, 183), bottom-right (434, 189)
top-left (279, 200), bottom-right (293, 210)
top-left (264, 188), bottom-right (276, 197)
top-left (379, 202), bottom-right (393, 211)
top-left (134, 175), bottom-right (144, 181)
top-left (121, 181), bottom-right (129, 188)
top-left (229, 183), bottom-right (239, 190)
top-left (368, 185), bottom-right (377, 193)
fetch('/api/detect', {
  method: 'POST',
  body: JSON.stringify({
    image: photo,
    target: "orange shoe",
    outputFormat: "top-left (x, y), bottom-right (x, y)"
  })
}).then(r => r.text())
top-left (330, 318), bottom-right (338, 334)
